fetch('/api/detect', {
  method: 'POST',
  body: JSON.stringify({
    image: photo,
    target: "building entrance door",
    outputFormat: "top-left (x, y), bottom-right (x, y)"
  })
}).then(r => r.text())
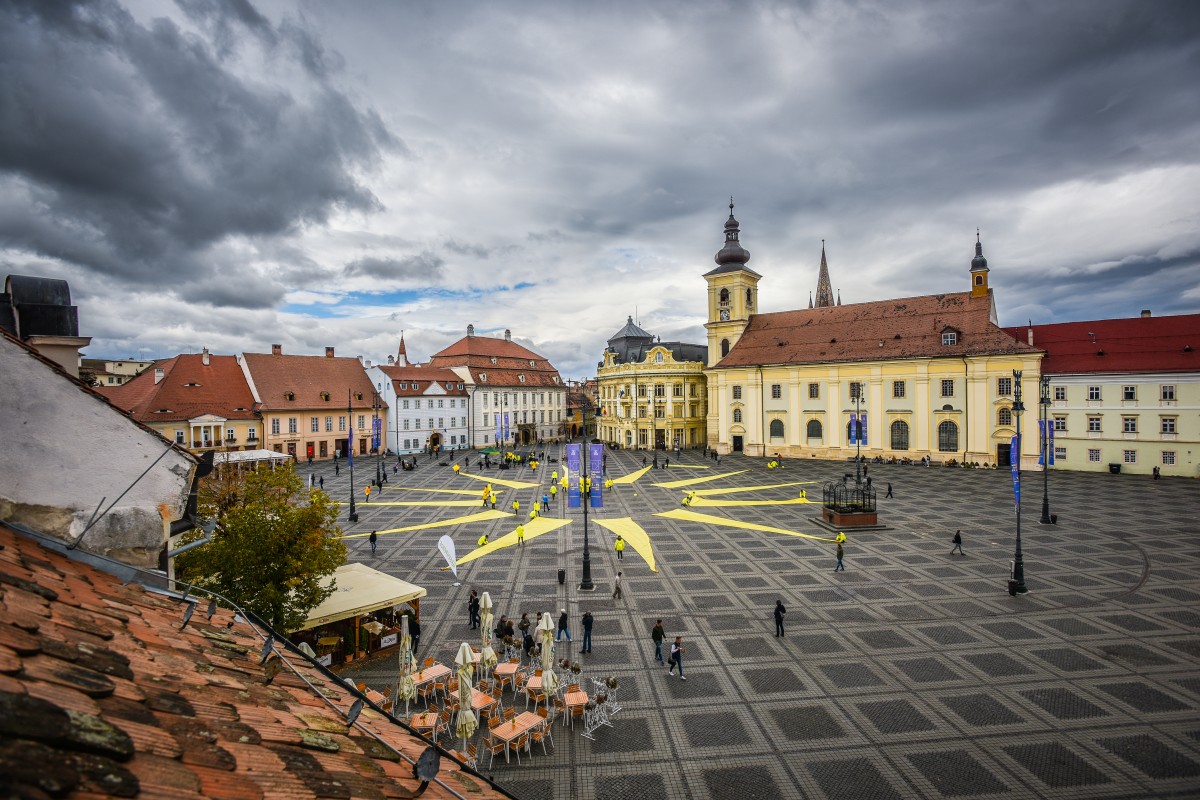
top-left (997, 443), bottom-right (1011, 466)
top-left (732, 436), bottom-right (743, 452)
top-left (319, 441), bottom-right (328, 458)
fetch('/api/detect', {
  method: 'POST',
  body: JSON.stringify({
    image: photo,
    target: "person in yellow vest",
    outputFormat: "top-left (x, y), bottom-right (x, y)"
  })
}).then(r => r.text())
top-left (551, 469), bottom-right (558, 483)
top-left (453, 463), bottom-right (461, 475)
top-left (489, 491), bottom-right (498, 509)
top-left (477, 533), bottom-right (489, 547)
top-left (768, 460), bottom-right (778, 469)
top-left (550, 484), bottom-right (558, 501)
top-left (512, 499), bottom-right (520, 515)
top-left (364, 485), bottom-right (371, 499)
top-left (835, 531), bottom-right (847, 543)
top-left (614, 535), bottom-right (625, 560)
top-left (800, 488), bottom-right (807, 500)
top-left (604, 478), bottom-right (614, 490)
top-left (481, 487), bottom-right (491, 507)
top-left (516, 524), bottom-right (525, 545)
top-left (529, 509), bottom-right (539, 520)
top-left (561, 476), bottom-right (568, 488)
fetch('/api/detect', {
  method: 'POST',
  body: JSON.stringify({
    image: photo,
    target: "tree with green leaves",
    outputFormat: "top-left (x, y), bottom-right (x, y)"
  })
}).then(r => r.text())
top-left (175, 462), bottom-right (346, 632)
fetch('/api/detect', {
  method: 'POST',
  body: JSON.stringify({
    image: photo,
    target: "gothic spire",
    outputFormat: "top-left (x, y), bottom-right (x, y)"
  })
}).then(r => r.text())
top-left (814, 240), bottom-right (835, 308)
top-left (396, 332), bottom-right (408, 367)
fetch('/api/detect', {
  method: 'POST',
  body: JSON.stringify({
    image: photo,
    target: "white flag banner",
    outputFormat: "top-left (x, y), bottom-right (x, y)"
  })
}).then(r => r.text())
top-left (437, 534), bottom-right (458, 577)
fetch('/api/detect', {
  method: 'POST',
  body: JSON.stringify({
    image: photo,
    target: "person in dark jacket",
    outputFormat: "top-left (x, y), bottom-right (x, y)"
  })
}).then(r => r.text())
top-left (581, 611), bottom-right (594, 653)
top-left (774, 599), bottom-right (786, 637)
top-left (468, 590), bottom-right (480, 629)
top-left (556, 609), bottom-right (572, 642)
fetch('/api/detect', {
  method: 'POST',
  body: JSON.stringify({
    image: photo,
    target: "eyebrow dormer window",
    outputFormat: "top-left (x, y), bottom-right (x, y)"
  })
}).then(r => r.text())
top-left (284, 391), bottom-right (295, 401)
top-left (320, 391), bottom-right (330, 401)
top-left (518, 374), bottom-right (526, 383)
top-left (491, 357), bottom-right (497, 365)
top-left (942, 332), bottom-right (958, 346)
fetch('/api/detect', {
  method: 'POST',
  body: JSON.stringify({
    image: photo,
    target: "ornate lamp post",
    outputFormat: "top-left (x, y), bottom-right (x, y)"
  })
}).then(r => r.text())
top-left (574, 380), bottom-right (595, 591)
top-left (372, 390), bottom-right (383, 486)
top-left (1039, 374), bottom-right (1053, 525)
top-left (853, 383), bottom-right (863, 485)
top-left (1011, 370), bottom-right (1027, 593)
top-left (347, 390), bottom-right (358, 523)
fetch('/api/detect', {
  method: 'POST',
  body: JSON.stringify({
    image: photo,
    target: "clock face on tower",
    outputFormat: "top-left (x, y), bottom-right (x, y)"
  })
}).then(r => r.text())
top-left (719, 309), bottom-right (730, 321)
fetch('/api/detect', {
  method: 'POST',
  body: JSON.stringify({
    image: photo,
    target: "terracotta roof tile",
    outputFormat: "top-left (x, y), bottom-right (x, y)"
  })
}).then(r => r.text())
top-left (427, 334), bottom-right (564, 387)
top-left (104, 355), bottom-right (258, 424)
top-left (0, 523), bottom-right (512, 800)
top-left (242, 353), bottom-right (379, 412)
top-left (1002, 313), bottom-right (1200, 374)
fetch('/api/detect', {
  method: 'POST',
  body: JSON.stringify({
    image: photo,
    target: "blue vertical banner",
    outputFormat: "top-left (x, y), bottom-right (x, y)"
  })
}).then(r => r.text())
top-left (848, 414), bottom-right (858, 445)
top-left (860, 413), bottom-right (868, 446)
top-left (1010, 434), bottom-right (1021, 508)
top-left (372, 417), bottom-right (381, 450)
top-left (566, 444), bottom-right (581, 508)
top-left (1037, 420), bottom-right (1045, 467)
top-left (493, 413), bottom-right (500, 445)
top-left (589, 444), bottom-right (604, 508)
top-left (1048, 421), bottom-right (1055, 465)
top-left (503, 412), bottom-right (510, 446)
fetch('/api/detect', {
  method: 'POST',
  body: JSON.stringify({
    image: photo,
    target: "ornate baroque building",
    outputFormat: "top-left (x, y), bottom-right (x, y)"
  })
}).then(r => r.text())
top-left (704, 206), bottom-right (1044, 466)
top-left (596, 317), bottom-right (708, 449)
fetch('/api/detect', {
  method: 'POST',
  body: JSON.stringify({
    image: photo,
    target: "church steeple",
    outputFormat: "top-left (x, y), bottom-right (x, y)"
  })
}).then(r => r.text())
top-left (970, 229), bottom-right (990, 298)
top-left (396, 333), bottom-right (409, 367)
top-left (713, 197), bottom-right (751, 267)
top-left (814, 240), bottom-right (835, 308)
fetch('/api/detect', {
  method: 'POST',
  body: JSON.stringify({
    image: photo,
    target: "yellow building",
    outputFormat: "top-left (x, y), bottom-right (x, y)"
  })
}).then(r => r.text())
top-left (597, 317), bottom-right (708, 450)
top-left (81, 357), bottom-right (153, 386)
top-left (704, 207), bottom-right (1043, 466)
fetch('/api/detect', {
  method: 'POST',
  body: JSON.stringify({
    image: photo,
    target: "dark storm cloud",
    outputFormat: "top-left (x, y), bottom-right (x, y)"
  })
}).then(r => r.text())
top-left (343, 253), bottom-right (445, 281)
top-left (0, 0), bottom-right (399, 285)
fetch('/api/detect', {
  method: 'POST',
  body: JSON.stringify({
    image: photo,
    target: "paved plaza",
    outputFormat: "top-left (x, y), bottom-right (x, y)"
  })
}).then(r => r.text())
top-left (325, 447), bottom-right (1200, 800)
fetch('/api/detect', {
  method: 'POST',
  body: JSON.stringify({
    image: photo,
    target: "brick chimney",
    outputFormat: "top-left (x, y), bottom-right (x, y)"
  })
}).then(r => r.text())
top-left (504, 329), bottom-right (512, 342)
top-left (467, 324), bottom-right (474, 337)
top-left (325, 346), bottom-right (335, 358)
top-left (1141, 309), bottom-right (1152, 318)
top-left (271, 343), bottom-right (282, 356)
top-left (201, 347), bottom-right (210, 366)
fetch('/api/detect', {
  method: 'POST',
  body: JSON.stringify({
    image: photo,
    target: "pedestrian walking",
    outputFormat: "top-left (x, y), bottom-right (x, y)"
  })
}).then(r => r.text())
top-left (541, 493), bottom-right (550, 512)
top-left (309, 472), bottom-right (315, 487)
top-left (614, 535), bottom-right (625, 560)
top-left (651, 619), bottom-right (665, 664)
top-left (885, 483), bottom-right (893, 498)
top-left (581, 611), bottom-right (594, 653)
top-left (410, 618), bottom-right (422, 654)
top-left (550, 484), bottom-right (557, 502)
top-left (319, 476), bottom-right (324, 490)
top-left (517, 524), bottom-right (525, 545)
top-left (667, 636), bottom-right (686, 680)
top-left (835, 541), bottom-right (845, 571)
top-left (950, 530), bottom-right (963, 555)
top-left (613, 570), bottom-right (623, 600)
top-left (335, 462), bottom-right (340, 476)
top-left (774, 599), bottom-right (786, 637)
top-left (653, 454), bottom-right (659, 469)
top-left (468, 590), bottom-right (480, 629)
top-left (512, 500), bottom-right (520, 515)
top-left (556, 609), bottom-right (572, 642)
top-left (369, 530), bottom-right (377, 556)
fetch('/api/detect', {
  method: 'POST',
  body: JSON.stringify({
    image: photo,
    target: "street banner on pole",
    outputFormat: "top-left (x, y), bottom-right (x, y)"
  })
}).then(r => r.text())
top-left (1010, 434), bottom-right (1021, 508)
top-left (860, 413), bottom-right (868, 446)
top-left (566, 444), bottom-right (581, 508)
top-left (589, 444), bottom-right (604, 508)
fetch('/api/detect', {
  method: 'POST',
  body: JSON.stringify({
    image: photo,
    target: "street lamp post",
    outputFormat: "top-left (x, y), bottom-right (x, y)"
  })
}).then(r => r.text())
top-left (853, 383), bottom-right (863, 485)
top-left (1039, 374), bottom-right (1053, 525)
top-left (1011, 370), bottom-right (1027, 593)
top-left (373, 391), bottom-right (383, 486)
top-left (575, 381), bottom-right (595, 591)
top-left (347, 391), bottom-right (358, 523)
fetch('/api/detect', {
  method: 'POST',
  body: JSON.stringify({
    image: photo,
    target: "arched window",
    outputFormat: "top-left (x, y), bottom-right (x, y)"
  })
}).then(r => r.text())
top-left (806, 420), bottom-right (822, 439)
top-left (938, 420), bottom-right (959, 452)
top-left (769, 419), bottom-right (784, 438)
top-left (746, 288), bottom-right (754, 310)
top-left (733, 409), bottom-right (742, 423)
top-left (655, 352), bottom-right (664, 363)
top-left (719, 288), bottom-right (729, 306)
top-left (998, 407), bottom-right (1012, 426)
top-left (720, 339), bottom-right (730, 357)
top-left (891, 420), bottom-right (909, 450)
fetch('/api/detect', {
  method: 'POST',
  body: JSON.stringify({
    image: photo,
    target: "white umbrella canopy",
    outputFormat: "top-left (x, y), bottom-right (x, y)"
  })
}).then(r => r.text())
top-left (537, 612), bottom-right (555, 673)
top-left (454, 642), bottom-right (478, 748)
top-left (396, 616), bottom-right (417, 714)
top-left (479, 592), bottom-right (495, 664)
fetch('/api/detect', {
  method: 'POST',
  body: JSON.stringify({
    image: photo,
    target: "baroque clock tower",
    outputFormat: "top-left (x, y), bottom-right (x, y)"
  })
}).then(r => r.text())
top-left (704, 200), bottom-right (761, 367)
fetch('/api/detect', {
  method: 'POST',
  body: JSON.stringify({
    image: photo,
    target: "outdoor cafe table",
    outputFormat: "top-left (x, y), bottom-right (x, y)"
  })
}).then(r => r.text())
top-left (563, 690), bottom-right (588, 728)
top-left (488, 711), bottom-right (543, 763)
top-left (494, 662), bottom-right (519, 690)
top-left (365, 688), bottom-right (391, 713)
top-left (410, 711), bottom-right (438, 740)
top-left (411, 663), bottom-right (451, 690)
top-left (467, 687), bottom-right (496, 720)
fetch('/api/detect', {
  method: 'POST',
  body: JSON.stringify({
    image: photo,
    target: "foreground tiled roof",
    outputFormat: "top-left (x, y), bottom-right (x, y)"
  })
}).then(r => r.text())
top-left (1002, 314), bottom-right (1200, 375)
top-left (0, 523), bottom-right (509, 800)
top-left (243, 353), bottom-right (380, 412)
top-left (715, 290), bottom-right (1039, 368)
top-left (101, 354), bottom-right (258, 424)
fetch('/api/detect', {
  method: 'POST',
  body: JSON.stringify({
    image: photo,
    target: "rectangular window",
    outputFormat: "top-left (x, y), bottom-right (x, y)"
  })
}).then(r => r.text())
top-left (1161, 418), bottom-right (1176, 434)
top-left (732, 386), bottom-right (742, 400)
top-left (1123, 417), bottom-right (1137, 433)
top-left (1122, 385), bottom-right (1136, 401)
top-left (997, 377), bottom-right (1012, 395)
top-left (310, 417), bottom-right (319, 433)
top-left (325, 416), bottom-right (333, 432)
top-left (940, 379), bottom-right (954, 398)
top-left (226, 427), bottom-right (235, 440)
top-left (1054, 446), bottom-right (1066, 461)
top-left (271, 418), bottom-right (280, 435)
top-left (438, 399), bottom-right (444, 408)
top-left (438, 418), bottom-right (444, 428)
top-left (1123, 449), bottom-right (1137, 464)
top-left (1088, 417), bottom-right (1101, 432)
top-left (771, 384), bottom-right (781, 399)
top-left (1088, 386), bottom-right (1101, 401)
top-left (401, 399), bottom-right (409, 409)
top-left (808, 383), bottom-right (819, 399)
top-left (248, 426), bottom-right (256, 440)
top-left (403, 419), bottom-right (410, 430)
top-left (1054, 386), bottom-right (1066, 401)
top-left (674, 384), bottom-right (684, 397)
top-left (339, 416), bottom-right (346, 432)
top-left (1163, 451), bottom-right (1176, 465)
top-left (1088, 449), bottom-right (1101, 462)
top-left (1162, 385), bottom-right (1176, 401)
top-left (428, 418), bottom-right (434, 430)
top-left (892, 380), bottom-right (905, 399)
top-left (654, 407), bottom-right (664, 419)
top-left (942, 332), bottom-right (958, 346)
top-left (357, 415), bottom-right (365, 430)
top-left (1053, 417), bottom-right (1067, 431)
top-left (288, 417), bottom-right (297, 434)
top-left (175, 430), bottom-right (185, 444)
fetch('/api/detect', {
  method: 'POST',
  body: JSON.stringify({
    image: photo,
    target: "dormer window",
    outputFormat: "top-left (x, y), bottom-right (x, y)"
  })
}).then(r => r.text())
top-left (320, 391), bottom-right (330, 401)
top-left (355, 392), bottom-right (364, 401)
top-left (399, 383), bottom-right (407, 390)
top-left (491, 357), bottom-right (497, 365)
top-left (552, 376), bottom-right (559, 384)
top-left (518, 374), bottom-right (526, 383)
top-left (655, 352), bottom-right (664, 364)
top-left (942, 331), bottom-right (958, 346)
top-left (480, 373), bottom-right (488, 382)
top-left (529, 360), bottom-right (535, 367)
top-left (284, 391), bottom-right (295, 401)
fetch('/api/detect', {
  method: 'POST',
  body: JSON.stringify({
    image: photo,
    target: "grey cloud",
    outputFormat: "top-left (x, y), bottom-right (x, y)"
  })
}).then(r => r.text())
top-left (343, 253), bottom-right (445, 281)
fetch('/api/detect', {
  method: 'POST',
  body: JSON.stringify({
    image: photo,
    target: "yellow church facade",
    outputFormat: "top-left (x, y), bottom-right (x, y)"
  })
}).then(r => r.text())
top-left (703, 206), bottom-right (1044, 467)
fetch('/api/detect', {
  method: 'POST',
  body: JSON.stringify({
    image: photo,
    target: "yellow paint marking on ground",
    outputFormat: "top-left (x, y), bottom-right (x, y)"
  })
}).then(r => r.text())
top-left (458, 472), bottom-right (540, 490)
top-left (593, 517), bottom-right (658, 572)
top-left (387, 487), bottom-right (483, 496)
top-left (655, 508), bottom-right (835, 542)
top-left (652, 471), bottom-right (747, 489)
top-left (665, 465), bottom-right (710, 470)
top-left (346, 510), bottom-right (510, 537)
top-left (456, 517), bottom-right (571, 565)
top-left (610, 466), bottom-right (652, 485)
top-left (689, 497), bottom-right (812, 507)
top-left (689, 481), bottom-right (814, 496)
top-left (359, 500), bottom-right (482, 507)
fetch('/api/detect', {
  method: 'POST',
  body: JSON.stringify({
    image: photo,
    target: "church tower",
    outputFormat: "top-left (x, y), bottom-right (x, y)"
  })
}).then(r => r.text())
top-left (703, 199), bottom-right (761, 367)
top-left (813, 241), bottom-right (835, 307)
top-left (970, 230), bottom-right (990, 298)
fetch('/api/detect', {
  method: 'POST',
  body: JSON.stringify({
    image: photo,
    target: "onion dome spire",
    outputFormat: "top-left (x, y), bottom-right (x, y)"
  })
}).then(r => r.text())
top-left (714, 197), bottom-right (751, 266)
top-left (972, 229), bottom-right (989, 271)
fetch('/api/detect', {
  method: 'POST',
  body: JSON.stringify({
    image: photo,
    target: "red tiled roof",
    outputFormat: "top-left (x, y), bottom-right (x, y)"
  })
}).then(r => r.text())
top-left (243, 353), bottom-right (380, 412)
top-left (1002, 313), bottom-right (1200, 375)
top-left (378, 365), bottom-right (469, 397)
top-left (715, 291), bottom-right (1039, 368)
top-left (0, 522), bottom-right (511, 799)
top-left (427, 335), bottom-right (562, 387)
top-left (101, 354), bottom-right (258, 424)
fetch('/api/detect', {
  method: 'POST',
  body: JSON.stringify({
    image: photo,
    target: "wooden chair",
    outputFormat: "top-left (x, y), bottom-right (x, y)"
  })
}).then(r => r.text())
top-left (487, 714), bottom-right (502, 730)
top-left (536, 706), bottom-right (555, 748)
top-left (530, 718), bottom-right (552, 754)
top-left (503, 706), bottom-right (516, 721)
top-left (552, 696), bottom-right (567, 726)
top-left (418, 680), bottom-right (438, 706)
top-left (424, 657), bottom-right (435, 668)
top-left (485, 733), bottom-right (507, 769)
top-left (513, 732), bottom-right (530, 766)
top-left (462, 742), bottom-right (478, 770)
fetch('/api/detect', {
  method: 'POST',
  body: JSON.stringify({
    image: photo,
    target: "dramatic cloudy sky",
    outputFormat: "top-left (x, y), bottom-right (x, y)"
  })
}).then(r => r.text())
top-left (3, 0), bottom-right (1198, 378)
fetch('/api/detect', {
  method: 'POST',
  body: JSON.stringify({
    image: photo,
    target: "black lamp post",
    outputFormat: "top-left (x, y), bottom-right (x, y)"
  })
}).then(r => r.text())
top-left (575, 381), bottom-right (595, 591)
top-left (347, 390), bottom-right (358, 523)
top-left (373, 390), bottom-right (383, 486)
top-left (853, 383), bottom-right (863, 485)
top-left (1011, 370), bottom-right (1027, 593)
top-left (1039, 374), bottom-right (1053, 525)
